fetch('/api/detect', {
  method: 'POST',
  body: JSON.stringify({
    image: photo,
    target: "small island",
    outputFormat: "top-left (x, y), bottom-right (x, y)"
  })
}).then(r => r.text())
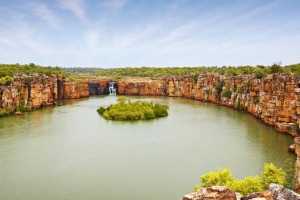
top-left (97, 97), bottom-right (169, 120)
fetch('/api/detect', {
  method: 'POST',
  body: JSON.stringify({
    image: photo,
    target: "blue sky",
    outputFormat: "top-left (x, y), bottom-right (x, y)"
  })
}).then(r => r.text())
top-left (0, 0), bottom-right (299, 68)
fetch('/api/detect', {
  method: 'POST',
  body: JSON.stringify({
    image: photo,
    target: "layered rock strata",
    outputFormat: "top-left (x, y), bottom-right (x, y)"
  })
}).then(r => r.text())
top-left (117, 74), bottom-right (300, 136)
top-left (0, 76), bottom-right (88, 109)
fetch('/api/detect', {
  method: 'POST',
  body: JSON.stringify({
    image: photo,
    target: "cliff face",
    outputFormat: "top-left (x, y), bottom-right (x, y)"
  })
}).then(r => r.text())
top-left (2, 74), bottom-right (299, 135)
top-left (117, 74), bottom-right (300, 136)
top-left (0, 76), bottom-right (89, 109)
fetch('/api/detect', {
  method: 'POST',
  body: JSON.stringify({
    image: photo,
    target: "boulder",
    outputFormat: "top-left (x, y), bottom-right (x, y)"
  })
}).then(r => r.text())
top-left (289, 144), bottom-right (296, 153)
top-left (182, 186), bottom-right (236, 200)
top-left (241, 191), bottom-right (273, 200)
top-left (268, 183), bottom-right (300, 200)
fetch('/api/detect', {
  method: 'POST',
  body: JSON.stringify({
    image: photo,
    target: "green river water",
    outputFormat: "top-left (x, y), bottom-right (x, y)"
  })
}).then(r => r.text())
top-left (0, 96), bottom-right (296, 200)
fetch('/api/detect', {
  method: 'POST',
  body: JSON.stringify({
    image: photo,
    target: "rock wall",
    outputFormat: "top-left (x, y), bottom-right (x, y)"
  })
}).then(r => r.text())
top-left (0, 75), bottom-right (89, 109)
top-left (118, 74), bottom-right (300, 136)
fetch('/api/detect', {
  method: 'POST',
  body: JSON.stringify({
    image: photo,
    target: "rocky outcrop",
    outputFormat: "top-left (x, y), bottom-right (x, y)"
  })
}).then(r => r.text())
top-left (294, 137), bottom-right (300, 193)
top-left (182, 184), bottom-right (300, 200)
top-left (268, 183), bottom-right (300, 200)
top-left (88, 79), bottom-right (111, 95)
top-left (0, 75), bottom-right (89, 109)
top-left (118, 78), bottom-right (166, 96)
top-left (241, 191), bottom-right (273, 200)
top-left (115, 74), bottom-right (300, 137)
top-left (182, 186), bottom-right (236, 200)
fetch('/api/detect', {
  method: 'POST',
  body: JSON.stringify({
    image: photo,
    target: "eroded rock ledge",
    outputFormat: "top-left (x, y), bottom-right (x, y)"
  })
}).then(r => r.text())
top-left (183, 184), bottom-right (300, 200)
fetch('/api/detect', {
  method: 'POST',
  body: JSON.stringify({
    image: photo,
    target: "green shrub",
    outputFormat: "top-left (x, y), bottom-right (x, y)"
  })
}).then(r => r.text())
top-left (200, 168), bottom-right (234, 187)
top-left (97, 98), bottom-right (169, 121)
top-left (262, 163), bottom-right (286, 188)
top-left (270, 64), bottom-right (284, 74)
top-left (229, 176), bottom-right (263, 195)
top-left (236, 86), bottom-right (244, 94)
top-left (153, 104), bottom-right (168, 118)
top-left (254, 70), bottom-right (266, 79)
top-left (283, 158), bottom-right (295, 189)
top-left (97, 106), bottom-right (106, 115)
top-left (0, 106), bottom-right (15, 117)
top-left (195, 163), bottom-right (286, 195)
top-left (0, 108), bottom-right (6, 116)
top-left (215, 82), bottom-right (223, 96)
top-left (193, 73), bottom-right (199, 82)
top-left (222, 86), bottom-right (232, 99)
top-left (0, 76), bottom-right (14, 85)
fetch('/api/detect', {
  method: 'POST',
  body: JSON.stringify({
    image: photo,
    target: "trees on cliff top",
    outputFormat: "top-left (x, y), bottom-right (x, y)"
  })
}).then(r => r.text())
top-left (63, 63), bottom-right (300, 79)
top-left (2, 63), bottom-right (300, 82)
top-left (0, 63), bottom-right (66, 78)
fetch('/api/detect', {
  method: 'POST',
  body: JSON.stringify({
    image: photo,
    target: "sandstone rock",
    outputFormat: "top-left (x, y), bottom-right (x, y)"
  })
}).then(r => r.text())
top-left (241, 191), bottom-right (272, 200)
top-left (182, 186), bottom-right (236, 200)
top-left (289, 144), bottom-right (296, 153)
top-left (14, 111), bottom-right (23, 115)
top-left (268, 183), bottom-right (300, 200)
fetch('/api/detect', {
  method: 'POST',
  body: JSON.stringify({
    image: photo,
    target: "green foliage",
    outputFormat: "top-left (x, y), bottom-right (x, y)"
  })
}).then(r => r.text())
top-left (229, 176), bottom-right (263, 195)
top-left (270, 64), bottom-right (284, 74)
top-left (253, 97), bottom-right (260, 104)
top-left (295, 123), bottom-right (300, 135)
top-left (195, 163), bottom-right (287, 195)
top-left (0, 106), bottom-right (15, 117)
top-left (222, 86), bottom-right (232, 98)
top-left (0, 76), bottom-right (14, 85)
top-left (254, 70), bottom-right (266, 79)
top-left (0, 108), bottom-right (6, 116)
top-left (215, 82), bottom-right (223, 96)
top-left (17, 98), bottom-right (32, 112)
top-left (193, 73), bottom-right (199, 82)
top-left (283, 158), bottom-right (295, 189)
top-left (153, 104), bottom-right (169, 118)
top-left (262, 163), bottom-right (286, 188)
top-left (200, 168), bottom-right (234, 187)
top-left (97, 107), bottom-right (106, 115)
top-left (236, 86), bottom-right (244, 94)
top-left (0, 63), bottom-right (67, 79)
top-left (97, 98), bottom-right (169, 121)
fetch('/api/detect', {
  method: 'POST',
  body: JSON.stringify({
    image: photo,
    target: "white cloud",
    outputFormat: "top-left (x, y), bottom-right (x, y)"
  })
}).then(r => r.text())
top-left (28, 1), bottom-right (60, 29)
top-left (100, 0), bottom-right (127, 9)
top-left (84, 27), bottom-right (103, 48)
top-left (58, 0), bottom-right (85, 19)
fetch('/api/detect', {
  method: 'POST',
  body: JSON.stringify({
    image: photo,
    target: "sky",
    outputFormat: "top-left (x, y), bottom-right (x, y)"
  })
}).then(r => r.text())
top-left (0, 0), bottom-right (300, 68)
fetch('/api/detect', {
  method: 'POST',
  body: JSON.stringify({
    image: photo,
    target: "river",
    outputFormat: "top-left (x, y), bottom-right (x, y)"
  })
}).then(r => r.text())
top-left (0, 96), bottom-right (295, 200)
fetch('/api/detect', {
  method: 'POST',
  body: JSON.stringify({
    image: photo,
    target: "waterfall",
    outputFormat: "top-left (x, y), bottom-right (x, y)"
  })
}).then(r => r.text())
top-left (109, 82), bottom-right (116, 95)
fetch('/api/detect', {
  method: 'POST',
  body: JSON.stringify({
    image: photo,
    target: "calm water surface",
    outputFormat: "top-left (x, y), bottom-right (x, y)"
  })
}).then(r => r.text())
top-left (0, 96), bottom-right (295, 200)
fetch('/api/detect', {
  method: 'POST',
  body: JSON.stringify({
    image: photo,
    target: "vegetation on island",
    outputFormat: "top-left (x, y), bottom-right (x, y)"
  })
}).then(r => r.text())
top-left (97, 97), bottom-right (169, 120)
top-left (194, 163), bottom-right (289, 195)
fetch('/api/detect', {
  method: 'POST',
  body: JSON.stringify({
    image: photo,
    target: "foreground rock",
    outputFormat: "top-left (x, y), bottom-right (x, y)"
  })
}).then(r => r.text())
top-left (241, 191), bottom-right (272, 200)
top-left (182, 184), bottom-right (300, 200)
top-left (182, 186), bottom-right (236, 200)
top-left (268, 183), bottom-right (300, 200)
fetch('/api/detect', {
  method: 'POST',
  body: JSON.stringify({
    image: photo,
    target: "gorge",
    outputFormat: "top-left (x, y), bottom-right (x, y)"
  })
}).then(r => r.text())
top-left (1, 73), bottom-right (300, 198)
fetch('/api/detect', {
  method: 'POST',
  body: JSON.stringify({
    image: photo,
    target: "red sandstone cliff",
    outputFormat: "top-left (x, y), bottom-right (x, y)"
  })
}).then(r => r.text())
top-left (0, 75), bottom-right (89, 109)
top-left (117, 74), bottom-right (300, 136)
